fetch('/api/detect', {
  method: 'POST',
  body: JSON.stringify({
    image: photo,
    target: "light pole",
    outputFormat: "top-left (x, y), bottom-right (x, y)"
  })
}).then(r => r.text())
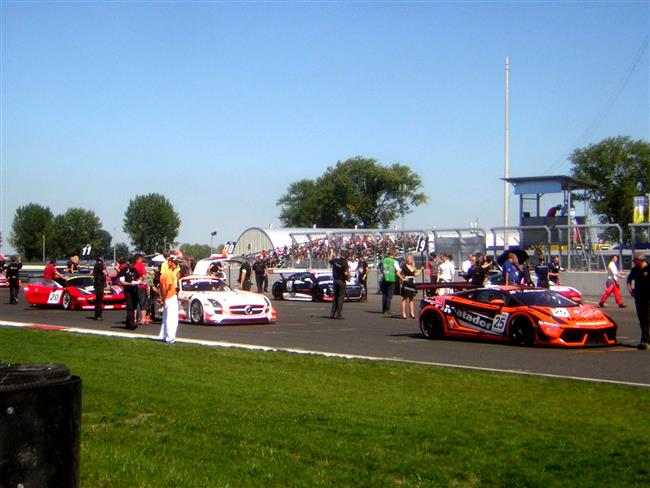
top-left (399, 184), bottom-right (406, 256)
top-left (210, 231), bottom-right (217, 254)
top-left (504, 56), bottom-right (510, 248)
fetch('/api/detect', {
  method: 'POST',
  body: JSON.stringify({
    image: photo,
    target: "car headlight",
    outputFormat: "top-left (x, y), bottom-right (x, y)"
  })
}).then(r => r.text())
top-left (208, 298), bottom-right (222, 310)
top-left (263, 296), bottom-right (271, 306)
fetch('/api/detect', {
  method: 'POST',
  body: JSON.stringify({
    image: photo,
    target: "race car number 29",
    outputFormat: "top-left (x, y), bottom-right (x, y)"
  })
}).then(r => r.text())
top-left (48, 290), bottom-right (63, 304)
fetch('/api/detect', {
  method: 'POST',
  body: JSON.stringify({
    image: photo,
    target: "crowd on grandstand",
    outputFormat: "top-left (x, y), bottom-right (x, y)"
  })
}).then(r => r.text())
top-left (249, 232), bottom-right (423, 268)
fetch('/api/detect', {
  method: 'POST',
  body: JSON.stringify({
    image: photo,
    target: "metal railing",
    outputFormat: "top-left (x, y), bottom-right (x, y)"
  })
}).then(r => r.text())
top-left (630, 223), bottom-right (650, 253)
top-left (264, 223), bottom-right (638, 272)
top-left (553, 223), bottom-right (623, 271)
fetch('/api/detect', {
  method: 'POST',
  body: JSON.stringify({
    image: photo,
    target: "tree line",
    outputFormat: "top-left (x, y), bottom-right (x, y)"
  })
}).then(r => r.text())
top-left (9, 194), bottom-right (183, 261)
top-left (8, 138), bottom-right (649, 261)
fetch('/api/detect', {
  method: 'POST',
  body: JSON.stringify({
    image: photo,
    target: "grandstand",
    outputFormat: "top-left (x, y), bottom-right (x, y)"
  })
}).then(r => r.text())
top-left (232, 227), bottom-right (486, 269)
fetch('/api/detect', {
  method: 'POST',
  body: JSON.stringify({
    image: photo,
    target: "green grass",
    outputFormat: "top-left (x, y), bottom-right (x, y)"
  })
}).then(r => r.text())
top-left (2, 327), bottom-right (648, 487)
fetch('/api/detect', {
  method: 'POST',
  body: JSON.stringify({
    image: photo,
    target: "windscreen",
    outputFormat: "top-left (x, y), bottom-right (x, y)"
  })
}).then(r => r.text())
top-left (67, 276), bottom-right (95, 287)
top-left (181, 278), bottom-right (231, 292)
top-left (510, 289), bottom-right (578, 308)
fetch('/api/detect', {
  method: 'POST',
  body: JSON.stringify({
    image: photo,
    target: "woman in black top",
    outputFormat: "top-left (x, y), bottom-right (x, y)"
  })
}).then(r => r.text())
top-left (67, 255), bottom-right (80, 274)
top-left (469, 253), bottom-right (494, 287)
top-left (397, 254), bottom-right (423, 319)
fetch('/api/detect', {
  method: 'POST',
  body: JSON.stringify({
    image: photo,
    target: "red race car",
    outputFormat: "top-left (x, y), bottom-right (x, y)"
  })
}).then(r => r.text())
top-left (23, 275), bottom-right (127, 310)
top-left (418, 284), bottom-right (617, 347)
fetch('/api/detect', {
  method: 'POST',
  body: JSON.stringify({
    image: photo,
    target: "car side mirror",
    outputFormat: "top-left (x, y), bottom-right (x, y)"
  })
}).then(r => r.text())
top-left (489, 298), bottom-right (505, 305)
top-left (570, 296), bottom-right (582, 303)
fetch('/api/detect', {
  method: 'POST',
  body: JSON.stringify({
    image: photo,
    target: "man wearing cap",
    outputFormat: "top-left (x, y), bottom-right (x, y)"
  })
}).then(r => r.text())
top-left (119, 258), bottom-right (142, 330)
top-left (626, 251), bottom-right (650, 350)
top-left (158, 255), bottom-right (179, 344)
top-left (93, 256), bottom-right (107, 320)
top-left (6, 255), bottom-right (22, 304)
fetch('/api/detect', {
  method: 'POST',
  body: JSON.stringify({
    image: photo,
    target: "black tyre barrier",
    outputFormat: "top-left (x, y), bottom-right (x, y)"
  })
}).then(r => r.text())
top-left (0, 364), bottom-right (82, 488)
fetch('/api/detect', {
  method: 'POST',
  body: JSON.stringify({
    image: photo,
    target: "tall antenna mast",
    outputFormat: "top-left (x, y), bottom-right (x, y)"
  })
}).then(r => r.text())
top-left (503, 56), bottom-right (510, 247)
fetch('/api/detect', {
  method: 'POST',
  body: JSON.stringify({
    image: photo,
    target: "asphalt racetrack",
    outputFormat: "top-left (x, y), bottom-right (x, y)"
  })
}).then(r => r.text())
top-left (1, 288), bottom-right (648, 388)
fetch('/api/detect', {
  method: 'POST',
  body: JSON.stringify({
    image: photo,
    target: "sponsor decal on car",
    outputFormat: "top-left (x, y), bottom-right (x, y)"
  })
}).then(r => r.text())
top-left (443, 303), bottom-right (509, 334)
top-left (552, 308), bottom-right (570, 318)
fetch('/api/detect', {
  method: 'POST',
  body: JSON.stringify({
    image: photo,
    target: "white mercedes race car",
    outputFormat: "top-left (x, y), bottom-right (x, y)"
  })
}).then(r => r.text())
top-left (157, 276), bottom-right (277, 325)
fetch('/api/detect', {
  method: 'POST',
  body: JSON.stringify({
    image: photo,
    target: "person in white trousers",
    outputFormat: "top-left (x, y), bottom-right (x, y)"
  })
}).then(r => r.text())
top-left (158, 255), bottom-right (179, 344)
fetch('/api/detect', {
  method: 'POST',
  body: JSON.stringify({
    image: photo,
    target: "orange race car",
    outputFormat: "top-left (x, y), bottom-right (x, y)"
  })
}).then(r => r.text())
top-left (417, 284), bottom-right (617, 347)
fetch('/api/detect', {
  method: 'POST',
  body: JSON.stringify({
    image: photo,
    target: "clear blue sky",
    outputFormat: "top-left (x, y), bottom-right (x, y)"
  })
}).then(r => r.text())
top-left (1, 1), bottom-right (648, 254)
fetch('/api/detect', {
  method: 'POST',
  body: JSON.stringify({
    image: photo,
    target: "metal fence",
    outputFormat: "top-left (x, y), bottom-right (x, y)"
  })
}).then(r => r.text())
top-left (488, 223), bottom-right (626, 271)
top-left (267, 222), bottom-right (647, 271)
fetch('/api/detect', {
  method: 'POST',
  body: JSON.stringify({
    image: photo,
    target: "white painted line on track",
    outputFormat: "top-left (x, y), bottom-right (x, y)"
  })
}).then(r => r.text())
top-left (2, 320), bottom-right (648, 388)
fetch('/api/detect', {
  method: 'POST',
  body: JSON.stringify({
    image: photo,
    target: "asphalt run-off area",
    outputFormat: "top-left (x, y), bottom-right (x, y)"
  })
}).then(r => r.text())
top-left (1, 288), bottom-right (648, 388)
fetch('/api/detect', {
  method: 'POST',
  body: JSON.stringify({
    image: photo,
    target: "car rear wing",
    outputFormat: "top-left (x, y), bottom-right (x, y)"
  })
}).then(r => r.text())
top-left (414, 281), bottom-right (479, 296)
top-left (270, 268), bottom-right (329, 277)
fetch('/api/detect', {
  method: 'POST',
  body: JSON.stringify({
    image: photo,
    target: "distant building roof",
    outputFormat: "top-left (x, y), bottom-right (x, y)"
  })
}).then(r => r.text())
top-left (502, 175), bottom-right (596, 195)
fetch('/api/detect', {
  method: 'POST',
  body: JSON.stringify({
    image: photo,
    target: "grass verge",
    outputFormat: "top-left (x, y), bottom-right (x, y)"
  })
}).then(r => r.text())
top-left (2, 327), bottom-right (648, 487)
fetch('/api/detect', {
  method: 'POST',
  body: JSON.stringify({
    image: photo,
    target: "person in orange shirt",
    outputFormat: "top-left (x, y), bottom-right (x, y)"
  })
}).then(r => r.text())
top-left (157, 256), bottom-right (179, 344)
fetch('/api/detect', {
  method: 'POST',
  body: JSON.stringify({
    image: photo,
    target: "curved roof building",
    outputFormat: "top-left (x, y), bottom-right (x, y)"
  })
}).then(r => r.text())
top-left (232, 227), bottom-right (340, 256)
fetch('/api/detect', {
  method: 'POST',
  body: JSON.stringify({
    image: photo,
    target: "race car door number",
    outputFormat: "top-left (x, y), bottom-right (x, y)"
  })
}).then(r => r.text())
top-left (492, 313), bottom-right (508, 334)
top-left (48, 290), bottom-right (63, 304)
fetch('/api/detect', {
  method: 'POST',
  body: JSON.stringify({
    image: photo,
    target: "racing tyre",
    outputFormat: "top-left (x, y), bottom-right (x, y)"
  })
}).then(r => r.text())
top-left (61, 292), bottom-right (72, 310)
top-left (272, 282), bottom-right (284, 300)
top-left (312, 286), bottom-right (324, 302)
top-left (190, 300), bottom-right (205, 325)
top-left (509, 317), bottom-right (535, 346)
top-left (420, 312), bottom-right (444, 340)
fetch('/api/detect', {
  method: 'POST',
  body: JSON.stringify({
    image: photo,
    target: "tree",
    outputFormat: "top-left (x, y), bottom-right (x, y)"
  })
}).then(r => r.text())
top-left (95, 229), bottom-right (113, 259)
top-left (570, 136), bottom-right (650, 240)
top-left (123, 193), bottom-right (181, 254)
top-left (277, 179), bottom-right (340, 227)
top-left (9, 203), bottom-right (54, 261)
top-left (49, 208), bottom-right (103, 259)
top-left (114, 243), bottom-right (130, 261)
top-left (277, 156), bottom-right (427, 228)
top-left (180, 243), bottom-right (212, 260)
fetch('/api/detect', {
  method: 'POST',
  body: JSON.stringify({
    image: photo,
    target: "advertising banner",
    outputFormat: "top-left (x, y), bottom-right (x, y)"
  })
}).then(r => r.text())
top-left (633, 196), bottom-right (647, 223)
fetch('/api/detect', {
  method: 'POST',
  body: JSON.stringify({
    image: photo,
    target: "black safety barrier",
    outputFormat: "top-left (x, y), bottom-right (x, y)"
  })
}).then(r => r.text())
top-left (0, 364), bottom-right (82, 488)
